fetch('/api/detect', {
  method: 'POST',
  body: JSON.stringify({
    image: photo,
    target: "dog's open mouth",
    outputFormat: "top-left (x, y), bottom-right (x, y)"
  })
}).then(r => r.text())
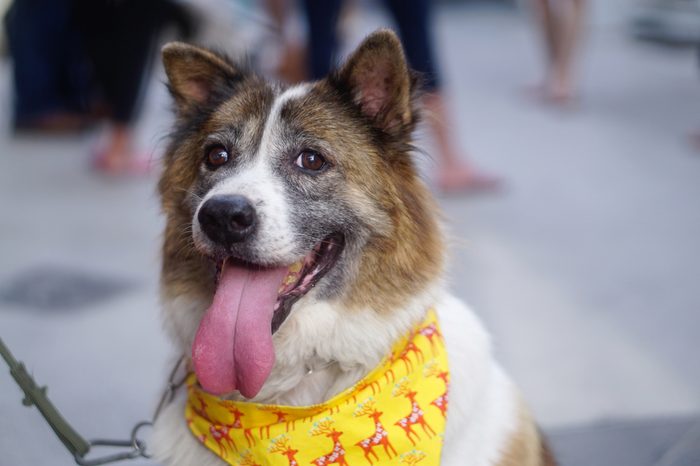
top-left (192, 234), bottom-right (344, 399)
top-left (270, 233), bottom-right (345, 334)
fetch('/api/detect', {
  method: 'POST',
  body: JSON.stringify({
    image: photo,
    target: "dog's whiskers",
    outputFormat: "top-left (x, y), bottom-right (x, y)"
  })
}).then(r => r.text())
top-left (174, 187), bottom-right (205, 202)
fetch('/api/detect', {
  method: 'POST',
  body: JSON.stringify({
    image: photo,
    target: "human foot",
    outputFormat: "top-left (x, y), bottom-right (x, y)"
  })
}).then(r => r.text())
top-left (436, 164), bottom-right (502, 195)
top-left (90, 125), bottom-right (153, 176)
top-left (91, 147), bottom-right (153, 176)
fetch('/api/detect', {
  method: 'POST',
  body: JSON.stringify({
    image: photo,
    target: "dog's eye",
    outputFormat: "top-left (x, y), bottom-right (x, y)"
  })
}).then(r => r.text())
top-left (205, 146), bottom-right (229, 168)
top-left (295, 150), bottom-right (326, 172)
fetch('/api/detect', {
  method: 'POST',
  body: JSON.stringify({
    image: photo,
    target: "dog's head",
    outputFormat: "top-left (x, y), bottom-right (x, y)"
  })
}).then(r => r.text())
top-left (159, 30), bottom-right (443, 398)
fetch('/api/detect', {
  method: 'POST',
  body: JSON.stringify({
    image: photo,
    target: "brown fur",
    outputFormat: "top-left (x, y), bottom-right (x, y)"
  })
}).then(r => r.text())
top-left (343, 161), bottom-right (444, 313)
top-left (338, 30), bottom-right (413, 131)
top-left (496, 400), bottom-right (558, 466)
top-left (335, 31), bottom-right (445, 313)
top-left (162, 42), bottom-right (243, 115)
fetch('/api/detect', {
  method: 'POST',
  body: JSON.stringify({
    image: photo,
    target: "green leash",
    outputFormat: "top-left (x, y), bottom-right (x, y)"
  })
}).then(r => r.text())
top-left (0, 336), bottom-right (154, 465)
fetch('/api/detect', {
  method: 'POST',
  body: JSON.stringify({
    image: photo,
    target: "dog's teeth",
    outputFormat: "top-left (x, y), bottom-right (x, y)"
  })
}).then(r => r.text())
top-left (289, 261), bottom-right (303, 273)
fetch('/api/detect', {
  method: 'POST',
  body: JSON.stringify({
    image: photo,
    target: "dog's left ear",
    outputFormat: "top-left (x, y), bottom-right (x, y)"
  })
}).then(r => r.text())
top-left (162, 42), bottom-right (243, 115)
top-left (336, 29), bottom-right (414, 133)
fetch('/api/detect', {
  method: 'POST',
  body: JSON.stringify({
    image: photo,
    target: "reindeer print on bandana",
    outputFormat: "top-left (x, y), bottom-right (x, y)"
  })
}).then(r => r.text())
top-left (185, 310), bottom-right (449, 465)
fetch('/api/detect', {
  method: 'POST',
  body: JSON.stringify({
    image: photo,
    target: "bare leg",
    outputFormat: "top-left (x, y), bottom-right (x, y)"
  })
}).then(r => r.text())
top-left (424, 93), bottom-right (501, 194)
top-left (531, 0), bottom-right (586, 104)
top-left (263, 0), bottom-right (287, 28)
top-left (92, 124), bottom-right (150, 175)
top-left (532, 0), bottom-right (558, 75)
top-left (550, 0), bottom-right (586, 102)
top-left (263, 0), bottom-right (307, 83)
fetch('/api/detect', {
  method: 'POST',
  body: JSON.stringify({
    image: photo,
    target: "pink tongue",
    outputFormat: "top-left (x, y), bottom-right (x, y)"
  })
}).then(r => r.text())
top-left (192, 261), bottom-right (289, 398)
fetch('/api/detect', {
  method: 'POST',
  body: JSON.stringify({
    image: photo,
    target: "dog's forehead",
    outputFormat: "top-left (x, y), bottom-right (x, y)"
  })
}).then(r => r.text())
top-left (206, 80), bottom-right (277, 145)
top-left (277, 87), bottom-right (366, 150)
top-left (206, 81), bottom-right (345, 158)
top-left (257, 84), bottom-right (315, 153)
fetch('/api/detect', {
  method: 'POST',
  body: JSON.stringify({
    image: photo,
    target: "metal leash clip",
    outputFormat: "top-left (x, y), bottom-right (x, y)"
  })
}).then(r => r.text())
top-left (75, 422), bottom-right (152, 466)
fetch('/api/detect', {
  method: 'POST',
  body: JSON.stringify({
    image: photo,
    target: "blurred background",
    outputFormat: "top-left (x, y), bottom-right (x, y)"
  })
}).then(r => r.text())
top-left (0, 0), bottom-right (699, 465)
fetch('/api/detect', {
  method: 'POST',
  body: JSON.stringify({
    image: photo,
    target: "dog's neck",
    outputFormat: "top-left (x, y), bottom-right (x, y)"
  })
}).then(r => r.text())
top-left (161, 281), bottom-right (442, 406)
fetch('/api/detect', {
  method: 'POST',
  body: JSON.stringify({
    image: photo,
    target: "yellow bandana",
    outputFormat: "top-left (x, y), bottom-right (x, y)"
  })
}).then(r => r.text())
top-left (186, 309), bottom-right (449, 466)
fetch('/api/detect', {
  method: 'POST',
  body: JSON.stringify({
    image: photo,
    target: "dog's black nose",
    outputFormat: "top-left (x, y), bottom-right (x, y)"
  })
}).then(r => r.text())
top-left (198, 195), bottom-right (257, 246)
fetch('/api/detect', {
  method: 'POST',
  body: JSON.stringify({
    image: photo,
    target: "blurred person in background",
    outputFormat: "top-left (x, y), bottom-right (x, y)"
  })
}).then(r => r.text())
top-left (4, 0), bottom-right (194, 175)
top-left (73, 0), bottom-right (194, 175)
top-left (530, 0), bottom-right (587, 105)
top-left (4, 0), bottom-right (88, 132)
top-left (265, 0), bottom-right (501, 194)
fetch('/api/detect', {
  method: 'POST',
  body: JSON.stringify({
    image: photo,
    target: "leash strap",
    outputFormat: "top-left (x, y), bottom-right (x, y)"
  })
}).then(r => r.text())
top-left (0, 336), bottom-right (156, 465)
top-left (0, 336), bottom-right (90, 456)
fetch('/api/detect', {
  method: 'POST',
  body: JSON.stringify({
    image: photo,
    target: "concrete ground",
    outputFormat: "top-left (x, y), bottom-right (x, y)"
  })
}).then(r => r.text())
top-left (1, 3), bottom-right (699, 465)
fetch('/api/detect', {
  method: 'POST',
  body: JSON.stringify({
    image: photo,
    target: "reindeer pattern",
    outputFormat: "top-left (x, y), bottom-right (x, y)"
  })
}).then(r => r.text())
top-left (184, 310), bottom-right (447, 465)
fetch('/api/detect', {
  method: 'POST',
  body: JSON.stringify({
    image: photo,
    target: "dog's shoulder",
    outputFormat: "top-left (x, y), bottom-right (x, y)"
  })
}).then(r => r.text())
top-left (435, 292), bottom-right (525, 466)
top-left (434, 292), bottom-right (493, 390)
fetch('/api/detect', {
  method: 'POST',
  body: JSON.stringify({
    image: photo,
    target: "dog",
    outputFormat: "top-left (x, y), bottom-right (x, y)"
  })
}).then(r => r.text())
top-left (150, 29), bottom-right (555, 466)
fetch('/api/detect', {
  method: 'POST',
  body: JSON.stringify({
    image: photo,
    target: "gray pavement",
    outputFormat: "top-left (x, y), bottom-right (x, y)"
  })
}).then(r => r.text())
top-left (1, 3), bottom-right (700, 466)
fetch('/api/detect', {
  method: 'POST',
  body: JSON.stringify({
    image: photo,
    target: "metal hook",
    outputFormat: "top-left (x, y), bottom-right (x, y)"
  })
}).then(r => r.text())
top-left (152, 356), bottom-right (188, 422)
top-left (74, 439), bottom-right (145, 466)
top-left (73, 420), bottom-right (153, 466)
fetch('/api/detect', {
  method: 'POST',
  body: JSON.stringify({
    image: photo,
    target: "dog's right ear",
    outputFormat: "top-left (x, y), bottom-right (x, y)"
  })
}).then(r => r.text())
top-left (162, 42), bottom-right (242, 115)
top-left (335, 29), bottom-right (414, 135)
